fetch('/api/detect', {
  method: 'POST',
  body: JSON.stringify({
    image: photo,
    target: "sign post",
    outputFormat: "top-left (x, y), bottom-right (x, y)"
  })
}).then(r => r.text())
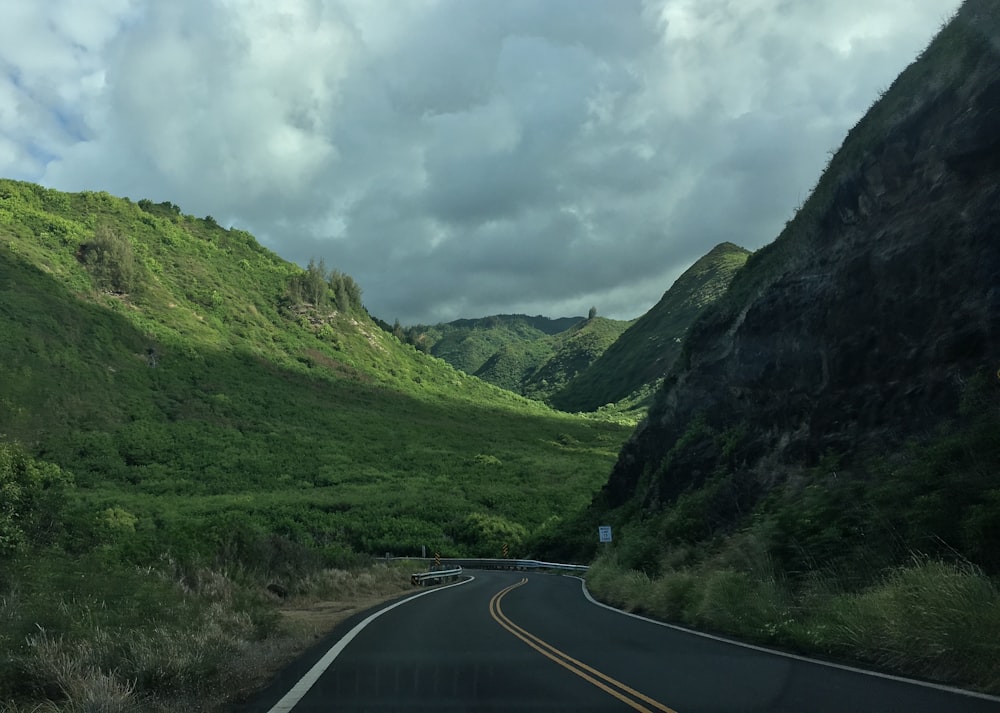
top-left (598, 525), bottom-right (613, 544)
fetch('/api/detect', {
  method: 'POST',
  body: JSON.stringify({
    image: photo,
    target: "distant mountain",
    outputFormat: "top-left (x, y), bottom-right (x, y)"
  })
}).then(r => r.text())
top-left (551, 242), bottom-right (749, 413)
top-left (405, 313), bottom-right (632, 400)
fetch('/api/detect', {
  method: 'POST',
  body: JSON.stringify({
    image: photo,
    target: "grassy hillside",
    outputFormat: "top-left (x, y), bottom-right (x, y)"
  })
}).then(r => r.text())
top-left (405, 314), bottom-right (570, 377)
top-left (404, 313), bottom-right (632, 402)
top-left (552, 243), bottom-right (749, 414)
top-left (0, 178), bottom-right (631, 561)
top-left (521, 316), bottom-right (635, 401)
top-left (0, 178), bottom-right (637, 711)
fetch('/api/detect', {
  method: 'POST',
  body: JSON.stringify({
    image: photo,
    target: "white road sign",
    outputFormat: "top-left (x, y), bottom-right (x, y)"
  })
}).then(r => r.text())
top-left (598, 525), bottom-right (613, 543)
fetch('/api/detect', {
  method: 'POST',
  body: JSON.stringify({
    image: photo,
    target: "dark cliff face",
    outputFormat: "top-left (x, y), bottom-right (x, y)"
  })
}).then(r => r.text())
top-left (602, 0), bottom-right (1000, 513)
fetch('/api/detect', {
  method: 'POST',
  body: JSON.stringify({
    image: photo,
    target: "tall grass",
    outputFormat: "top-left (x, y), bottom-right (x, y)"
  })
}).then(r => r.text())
top-left (586, 552), bottom-right (1000, 693)
top-left (0, 555), bottom-right (413, 712)
top-left (823, 559), bottom-right (1000, 689)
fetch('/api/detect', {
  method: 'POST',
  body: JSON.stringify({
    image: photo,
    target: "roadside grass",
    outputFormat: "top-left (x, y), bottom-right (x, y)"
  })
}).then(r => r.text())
top-left (0, 553), bottom-right (415, 712)
top-left (586, 551), bottom-right (1000, 694)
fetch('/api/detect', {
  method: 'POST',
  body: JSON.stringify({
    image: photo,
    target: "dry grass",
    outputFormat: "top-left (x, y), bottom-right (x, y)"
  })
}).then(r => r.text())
top-left (1, 562), bottom-right (415, 713)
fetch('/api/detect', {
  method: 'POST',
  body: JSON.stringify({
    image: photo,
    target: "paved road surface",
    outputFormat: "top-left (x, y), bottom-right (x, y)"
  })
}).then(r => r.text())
top-left (237, 570), bottom-right (1000, 712)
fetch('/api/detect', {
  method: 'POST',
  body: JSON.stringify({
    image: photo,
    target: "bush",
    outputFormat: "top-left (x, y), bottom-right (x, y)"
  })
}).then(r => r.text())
top-left (650, 571), bottom-right (700, 622)
top-left (81, 225), bottom-right (140, 294)
top-left (0, 443), bottom-right (72, 558)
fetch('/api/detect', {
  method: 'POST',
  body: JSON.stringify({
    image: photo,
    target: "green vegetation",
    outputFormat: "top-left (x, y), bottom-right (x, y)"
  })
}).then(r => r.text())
top-left (520, 317), bottom-right (632, 399)
top-left (587, 555), bottom-right (1000, 693)
top-left (403, 313), bottom-right (632, 403)
top-left (0, 178), bottom-right (632, 709)
top-left (552, 243), bottom-right (749, 414)
top-left (0, 178), bottom-right (629, 558)
top-left (0, 541), bottom-right (414, 712)
top-left (575, 372), bottom-right (1000, 692)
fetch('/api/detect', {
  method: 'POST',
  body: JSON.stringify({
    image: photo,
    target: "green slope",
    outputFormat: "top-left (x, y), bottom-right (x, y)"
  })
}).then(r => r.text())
top-left (405, 313), bottom-right (632, 401)
top-left (0, 179), bottom-right (631, 561)
top-left (522, 316), bottom-right (636, 401)
top-left (406, 314), bottom-right (570, 377)
top-left (551, 243), bottom-right (749, 413)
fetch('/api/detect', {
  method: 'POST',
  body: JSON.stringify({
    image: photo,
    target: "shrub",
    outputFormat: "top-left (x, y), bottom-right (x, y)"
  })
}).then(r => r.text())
top-left (81, 224), bottom-right (141, 294)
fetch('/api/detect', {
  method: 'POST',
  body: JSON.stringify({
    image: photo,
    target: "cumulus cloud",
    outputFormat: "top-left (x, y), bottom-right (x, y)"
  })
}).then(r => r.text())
top-left (0, 0), bottom-right (961, 323)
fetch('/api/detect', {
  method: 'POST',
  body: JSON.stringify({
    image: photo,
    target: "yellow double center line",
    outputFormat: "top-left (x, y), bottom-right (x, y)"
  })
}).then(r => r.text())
top-left (488, 578), bottom-right (677, 713)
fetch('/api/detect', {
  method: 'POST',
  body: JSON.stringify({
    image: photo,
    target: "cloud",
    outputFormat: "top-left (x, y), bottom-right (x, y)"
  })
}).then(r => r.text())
top-left (0, 0), bottom-right (962, 323)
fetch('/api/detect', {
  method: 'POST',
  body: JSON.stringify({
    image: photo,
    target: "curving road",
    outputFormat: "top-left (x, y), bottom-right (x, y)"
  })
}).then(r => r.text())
top-left (236, 570), bottom-right (1000, 713)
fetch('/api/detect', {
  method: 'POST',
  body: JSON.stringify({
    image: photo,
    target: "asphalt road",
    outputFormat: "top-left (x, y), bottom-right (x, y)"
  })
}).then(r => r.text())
top-left (237, 570), bottom-right (1000, 713)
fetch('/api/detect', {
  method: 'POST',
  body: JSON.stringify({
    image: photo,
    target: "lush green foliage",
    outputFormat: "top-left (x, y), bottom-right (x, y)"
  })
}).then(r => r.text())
top-left (0, 443), bottom-right (72, 557)
top-left (520, 317), bottom-right (634, 401)
top-left (403, 314), bottom-right (632, 403)
top-left (0, 178), bottom-right (630, 564)
top-left (569, 356), bottom-right (1000, 692)
top-left (568, 372), bottom-right (1000, 575)
top-left (0, 177), bottom-right (634, 709)
top-left (81, 223), bottom-right (142, 295)
top-left (287, 256), bottom-right (363, 312)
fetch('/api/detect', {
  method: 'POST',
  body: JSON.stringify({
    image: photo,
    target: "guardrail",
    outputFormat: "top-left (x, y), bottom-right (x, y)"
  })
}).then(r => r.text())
top-left (397, 557), bottom-right (588, 574)
top-left (410, 566), bottom-right (463, 586)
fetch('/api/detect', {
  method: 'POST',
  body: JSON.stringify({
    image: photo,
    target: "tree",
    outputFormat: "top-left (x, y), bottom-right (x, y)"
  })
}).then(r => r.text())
top-left (288, 257), bottom-right (328, 307)
top-left (83, 224), bottom-right (140, 294)
top-left (588, 306), bottom-right (598, 320)
top-left (0, 443), bottom-right (72, 558)
top-left (330, 270), bottom-right (363, 312)
top-left (305, 258), bottom-right (328, 305)
top-left (288, 260), bottom-right (364, 312)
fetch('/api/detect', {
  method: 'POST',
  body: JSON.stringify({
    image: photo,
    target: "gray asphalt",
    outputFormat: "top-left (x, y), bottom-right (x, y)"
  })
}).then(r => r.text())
top-left (236, 570), bottom-right (1000, 713)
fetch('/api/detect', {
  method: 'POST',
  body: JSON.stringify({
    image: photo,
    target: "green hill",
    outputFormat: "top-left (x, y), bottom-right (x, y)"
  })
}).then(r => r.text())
top-left (405, 313), bottom-right (632, 401)
top-left (551, 242), bottom-right (749, 413)
top-left (0, 179), bottom-right (632, 563)
top-left (405, 314), bottom-right (574, 377)
top-left (521, 316), bottom-right (636, 401)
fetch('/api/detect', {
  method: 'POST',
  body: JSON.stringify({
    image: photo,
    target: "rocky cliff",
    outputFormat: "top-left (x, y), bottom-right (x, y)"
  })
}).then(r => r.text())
top-left (600, 0), bottom-right (1000, 527)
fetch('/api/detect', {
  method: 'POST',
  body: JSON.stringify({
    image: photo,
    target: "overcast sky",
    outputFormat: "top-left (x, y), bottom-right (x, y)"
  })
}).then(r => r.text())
top-left (1, 0), bottom-right (961, 324)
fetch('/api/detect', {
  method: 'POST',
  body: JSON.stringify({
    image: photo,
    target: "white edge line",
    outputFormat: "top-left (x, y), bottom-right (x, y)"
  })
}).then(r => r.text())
top-left (266, 575), bottom-right (476, 713)
top-left (572, 576), bottom-right (1000, 703)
